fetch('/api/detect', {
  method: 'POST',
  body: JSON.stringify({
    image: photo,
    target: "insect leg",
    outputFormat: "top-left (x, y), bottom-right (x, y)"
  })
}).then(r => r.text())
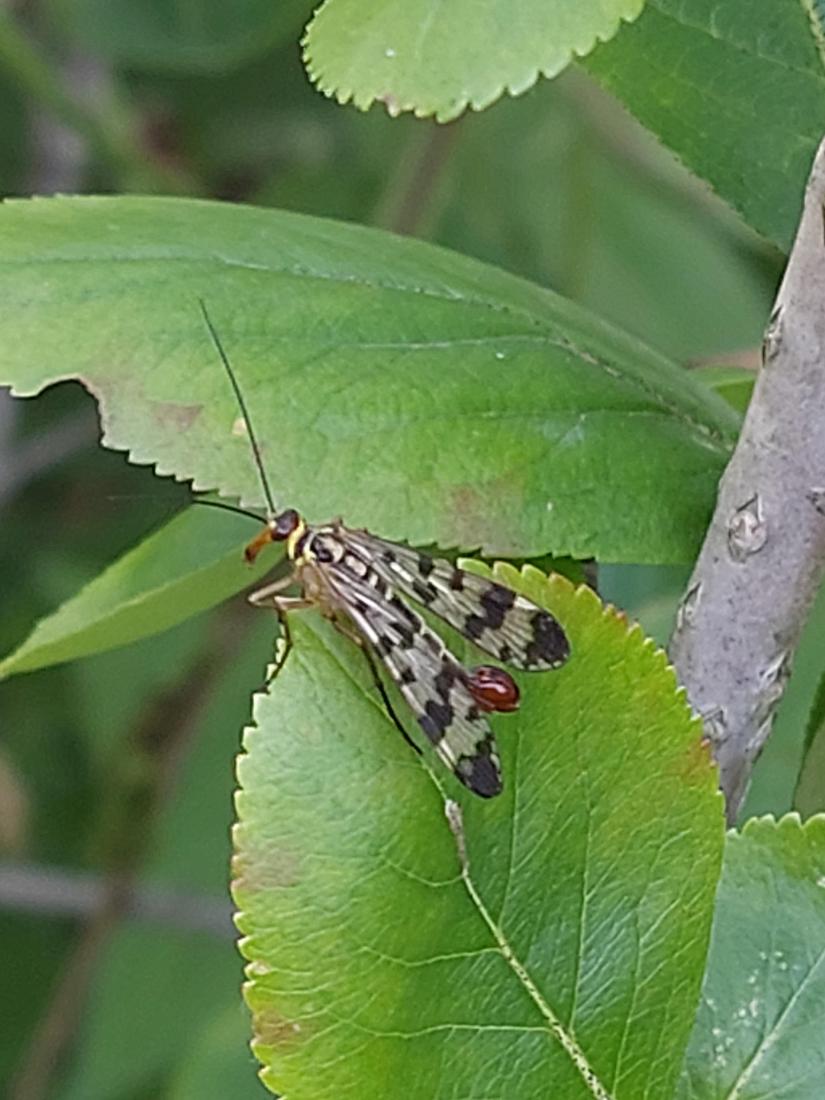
top-left (360, 643), bottom-right (423, 757)
top-left (266, 604), bottom-right (291, 685)
top-left (330, 618), bottom-right (422, 757)
top-left (248, 570), bottom-right (298, 608)
top-left (262, 595), bottom-right (313, 685)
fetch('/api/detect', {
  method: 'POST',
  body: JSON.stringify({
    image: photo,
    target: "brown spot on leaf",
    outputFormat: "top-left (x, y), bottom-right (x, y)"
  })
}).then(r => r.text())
top-left (151, 400), bottom-right (202, 432)
top-left (447, 475), bottom-right (524, 554)
top-left (377, 93), bottom-right (401, 116)
top-left (675, 734), bottom-right (716, 784)
top-left (253, 1005), bottom-right (308, 1049)
top-left (232, 844), bottom-right (301, 893)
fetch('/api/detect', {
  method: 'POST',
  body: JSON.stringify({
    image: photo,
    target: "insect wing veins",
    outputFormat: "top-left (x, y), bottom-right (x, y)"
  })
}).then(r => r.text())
top-left (342, 531), bottom-right (570, 671)
top-left (200, 300), bottom-right (515, 798)
top-left (320, 557), bottom-right (503, 798)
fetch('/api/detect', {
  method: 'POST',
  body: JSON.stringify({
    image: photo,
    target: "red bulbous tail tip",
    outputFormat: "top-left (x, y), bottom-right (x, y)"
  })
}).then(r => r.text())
top-left (465, 665), bottom-right (520, 713)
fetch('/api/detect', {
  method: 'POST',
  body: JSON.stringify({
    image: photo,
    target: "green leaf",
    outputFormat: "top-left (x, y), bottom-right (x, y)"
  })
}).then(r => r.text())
top-left (794, 670), bottom-right (825, 818)
top-left (428, 78), bottom-right (772, 363)
top-left (813, 1), bottom-right (825, 44)
top-left (677, 815), bottom-right (825, 1099)
top-left (304, 0), bottom-right (646, 121)
top-left (260, 73), bottom-right (771, 360)
top-left (53, 0), bottom-right (301, 73)
top-left (693, 366), bottom-right (755, 415)
top-left (0, 195), bottom-right (740, 565)
top-left (585, 0), bottom-right (825, 250)
top-left (234, 569), bottom-right (724, 1098)
top-left (0, 506), bottom-right (277, 680)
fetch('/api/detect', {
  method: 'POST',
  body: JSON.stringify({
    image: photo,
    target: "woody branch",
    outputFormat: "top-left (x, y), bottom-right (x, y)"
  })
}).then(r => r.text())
top-left (669, 135), bottom-right (825, 823)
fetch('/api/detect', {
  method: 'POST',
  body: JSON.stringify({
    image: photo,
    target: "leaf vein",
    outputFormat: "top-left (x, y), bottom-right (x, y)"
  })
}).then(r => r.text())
top-left (452, 804), bottom-right (615, 1100)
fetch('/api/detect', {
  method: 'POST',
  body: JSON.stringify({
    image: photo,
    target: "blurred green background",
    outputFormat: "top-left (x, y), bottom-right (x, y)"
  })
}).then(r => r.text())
top-left (0, 3), bottom-right (805, 1098)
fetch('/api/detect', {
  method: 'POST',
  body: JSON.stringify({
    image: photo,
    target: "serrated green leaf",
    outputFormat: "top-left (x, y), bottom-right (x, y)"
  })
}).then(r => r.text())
top-left (677, 815), bottom-right (825, 1100)
top-left (585, 0), bottom-right (825, 250)
top-left (0, 506), bottom-right (277, 680)
top-left (0, 195), bottom-right (740, 565)
top-left (234, 569), bottom-right (724, 1098)
top-left (427, 78), bottom-right (771, 363)
top-left (304, 0), bottom-right (646, 121)
top-left (53, 0), bottom-right (301, 73)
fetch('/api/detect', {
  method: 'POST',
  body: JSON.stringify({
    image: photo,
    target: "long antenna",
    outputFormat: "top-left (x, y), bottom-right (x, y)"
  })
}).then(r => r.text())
top-left (197, 298), bottom-right (277, 518)
top-left (190, 498), bottom-right (264, 524)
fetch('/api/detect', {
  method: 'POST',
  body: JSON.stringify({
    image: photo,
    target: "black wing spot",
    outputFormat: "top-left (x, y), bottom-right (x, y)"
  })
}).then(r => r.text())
top-left (375, 634), bottom-right (393, 657)
top-left (434, 661), bottom-right (457, 700)
top-left (479, 585), bottom-right (515, 630)
top-left (395, 620), bottom-right (416, 649)
top-left (485, 585), bottom-right (516, 610)
top-left (525, 611), bottom-right (570, 667)
top-left (463, 585), bottom-right (517, 639)
top-left (498, 643), bottom-right (513, 663)
top-left (412, 578), bottom-right (436, 605)
top-left (367, 572), bottom-right (389, 597)
top-left (457, 738), bottom-right (501, 797)
top-left (389, 595), bottom-right (418, 625)
top-left (313, 542), bottom-right (335, 563)
top-left (419, 699), bottom-right (453, 743)
top-left (382, 548), bottom-right (397, 564)
top-left (464, 614), bottom-right (485, 640)
top-left (399, 666), bottom-right (416, 685)
top-left (418, 553), bottom-right (435, 577)
top-left (449, 570), bottom-right (464, 591)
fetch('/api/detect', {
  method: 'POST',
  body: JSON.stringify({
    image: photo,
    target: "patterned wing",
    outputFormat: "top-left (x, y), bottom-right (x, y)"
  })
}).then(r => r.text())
top-left (321, 561), bottom-right (503, 798)
top-left (343, 530), bottom-right (570, 671)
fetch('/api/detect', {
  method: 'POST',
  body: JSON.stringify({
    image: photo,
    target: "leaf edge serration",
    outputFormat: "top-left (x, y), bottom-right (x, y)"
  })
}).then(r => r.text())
top-left (301, 0), bottom-right (648, 122)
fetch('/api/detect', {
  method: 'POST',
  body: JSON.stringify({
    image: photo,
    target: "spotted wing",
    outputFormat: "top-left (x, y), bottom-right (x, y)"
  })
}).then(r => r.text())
top-left (321, 563), bottom-right (503, 798)
top-left (343, 530), bottom-right (570, 671)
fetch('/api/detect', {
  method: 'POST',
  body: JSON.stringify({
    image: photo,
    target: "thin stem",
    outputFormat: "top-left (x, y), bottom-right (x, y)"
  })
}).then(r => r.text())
top-left (9, 885), bottom-right (126, 1100)
top-left (9, 604), bottom-right (251, 1099)
top-left (0, 862), bottom-right (232, 936)
top-left (558, 130), bottom-right (594, 301)
top-left (372, 120), bottom-right (463, 236)
top-left (0, 405), bottom-right (97, 508)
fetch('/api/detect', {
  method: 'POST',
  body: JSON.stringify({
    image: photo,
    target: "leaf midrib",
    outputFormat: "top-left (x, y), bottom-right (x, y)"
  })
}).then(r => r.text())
top-left (0, 250), bottom-right (736, 446)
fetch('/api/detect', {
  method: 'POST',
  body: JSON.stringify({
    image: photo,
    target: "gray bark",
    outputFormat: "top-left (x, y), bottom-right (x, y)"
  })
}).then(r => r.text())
top-left (669, 137), bottom-right (825, 824)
